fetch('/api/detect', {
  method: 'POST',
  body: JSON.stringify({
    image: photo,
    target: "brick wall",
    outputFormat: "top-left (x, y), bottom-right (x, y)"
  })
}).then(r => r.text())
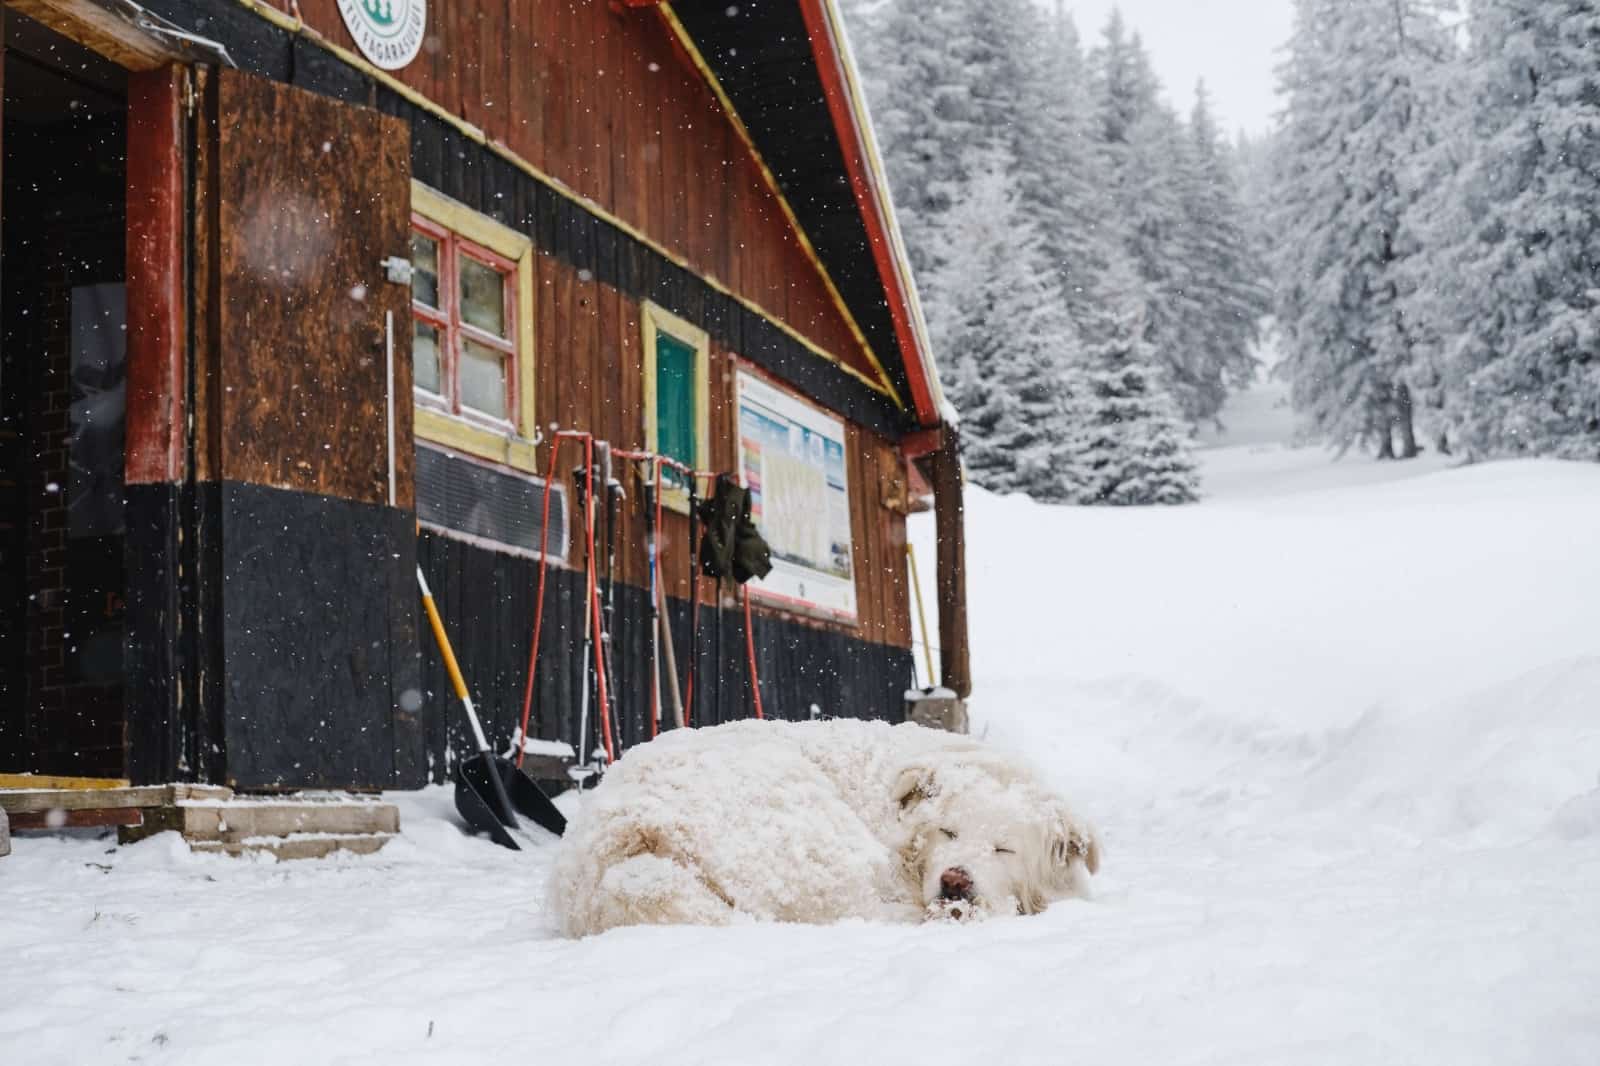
top-left (24, 260), bottom-right (71, 771)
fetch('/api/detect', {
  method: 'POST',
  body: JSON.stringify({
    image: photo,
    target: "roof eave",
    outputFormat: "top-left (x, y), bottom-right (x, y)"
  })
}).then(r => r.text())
top-left (797, 0), bottom-right (945, 429)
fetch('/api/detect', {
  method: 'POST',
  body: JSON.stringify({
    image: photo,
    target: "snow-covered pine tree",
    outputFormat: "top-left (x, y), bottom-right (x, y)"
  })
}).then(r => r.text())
top-left (1069, 256), bottom-right (1201, 506)
top-left (919, 150), bottom-right (1087, 501)
top-left (1169, 84), bottom-right (1271, 426)
top-left (1233, 129), bottom-right (1280, 299)
top-left (1426, 0), bottom-right (1600, 460)
top-left (1011, 3), bottom-right (1116, 325)
top-left (1088, 17), bottom-right (1240, 427)
top-left (1271, 0), bottom-right (1457, 458)
top-left (1089, 10), bottom-right (1162, 153)
top-left (1119, 102), bottom-right (1203, 416)
top-left (854, 0), bottom-right (981, 275)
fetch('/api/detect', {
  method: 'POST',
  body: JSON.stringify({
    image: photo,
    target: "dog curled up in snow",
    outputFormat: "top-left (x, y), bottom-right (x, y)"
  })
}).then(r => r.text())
top-left (549, 718), bottom-right (1099, 936)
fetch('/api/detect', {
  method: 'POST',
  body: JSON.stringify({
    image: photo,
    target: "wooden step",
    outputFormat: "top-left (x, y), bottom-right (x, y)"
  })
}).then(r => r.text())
top-left (189, 833), bottom-right (396, 861)
top-left (118, 793), bottom-right (400, 860)
top-left (2, 782), bottom-right (399, 860)
top-left (127, 796), bottom-right (400, 843)
top-left (0, 782), bottom-right (230, 814)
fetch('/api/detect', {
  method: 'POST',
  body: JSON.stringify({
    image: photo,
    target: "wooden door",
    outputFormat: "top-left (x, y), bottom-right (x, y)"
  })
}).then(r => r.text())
top-left (210, 67), bottom-right (414, 505)
top-left (202, 68), bottom-right (422, 789)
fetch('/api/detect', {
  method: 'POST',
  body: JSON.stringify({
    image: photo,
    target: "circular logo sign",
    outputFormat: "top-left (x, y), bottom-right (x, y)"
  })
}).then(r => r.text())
top-left (336, 0), bottom-right (426, 71)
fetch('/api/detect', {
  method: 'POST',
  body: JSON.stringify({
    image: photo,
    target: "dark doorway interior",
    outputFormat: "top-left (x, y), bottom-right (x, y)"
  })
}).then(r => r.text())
top-left (1, 14), bottom-right (129, 776)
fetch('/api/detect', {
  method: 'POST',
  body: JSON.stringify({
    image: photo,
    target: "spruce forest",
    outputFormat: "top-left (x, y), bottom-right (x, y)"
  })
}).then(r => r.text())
top-left (842, 0), bottom-right (1600, 501)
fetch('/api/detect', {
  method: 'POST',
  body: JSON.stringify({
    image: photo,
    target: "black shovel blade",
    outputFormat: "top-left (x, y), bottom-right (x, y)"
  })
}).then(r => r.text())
top-left (500, 761), bottom-right (569, 837)
top-left (455, 758), bottom-right (521, 850)
top-left (455, 754), bottom-right (568, 847)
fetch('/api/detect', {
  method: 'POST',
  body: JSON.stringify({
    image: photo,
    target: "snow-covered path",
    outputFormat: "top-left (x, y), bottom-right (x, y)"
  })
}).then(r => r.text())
top-left (5, 447), bottom-right (1599, 1065)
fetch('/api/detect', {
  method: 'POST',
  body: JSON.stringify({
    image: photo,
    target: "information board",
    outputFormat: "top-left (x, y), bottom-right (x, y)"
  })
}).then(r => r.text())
top-left (736, 371), bottom-right (857, 619)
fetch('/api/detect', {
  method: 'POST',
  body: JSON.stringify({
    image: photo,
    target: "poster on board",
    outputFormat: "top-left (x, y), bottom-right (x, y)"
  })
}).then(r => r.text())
top-left (736, 370), bottom-right (857, 619)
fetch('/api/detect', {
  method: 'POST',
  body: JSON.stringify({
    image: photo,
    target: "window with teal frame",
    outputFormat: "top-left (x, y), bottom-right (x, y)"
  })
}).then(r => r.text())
top-left (643, 302), bottom-right (708, 509)
top-left (656, 331), bottom-right (697, 490)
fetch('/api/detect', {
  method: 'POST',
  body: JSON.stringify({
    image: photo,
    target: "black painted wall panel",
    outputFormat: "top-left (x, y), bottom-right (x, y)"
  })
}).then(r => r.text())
top-left (219, 483), bottom-right (422, 789)
top-left (124, 483), bottom-right (184, 785)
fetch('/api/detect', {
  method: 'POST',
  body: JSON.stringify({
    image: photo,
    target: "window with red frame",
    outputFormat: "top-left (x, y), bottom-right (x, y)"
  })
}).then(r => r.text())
top-left (409, 215), bottom-right (519, 426)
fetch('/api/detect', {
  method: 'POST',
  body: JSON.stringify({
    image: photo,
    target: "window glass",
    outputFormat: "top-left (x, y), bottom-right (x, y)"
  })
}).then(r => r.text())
top-left (459, 256), bottom-right (506, 338)
top-left (414, 320), bottom-right (441, 395)
top-left (411, 232), bottom-right (440, 310)
top-left (655, 331), bottom-right (697, 485)
top-left (459, 339), bottom-right (508, 419)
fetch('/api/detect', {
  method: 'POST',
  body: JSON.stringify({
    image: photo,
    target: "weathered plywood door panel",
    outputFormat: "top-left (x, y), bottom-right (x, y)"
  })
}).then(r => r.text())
top-left (213, 67), bottom-right (414, 509)
top-left (205, 69), bottom-right (422, 790)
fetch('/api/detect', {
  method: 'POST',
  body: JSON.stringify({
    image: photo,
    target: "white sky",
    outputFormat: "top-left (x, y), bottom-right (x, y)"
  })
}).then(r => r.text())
top-left (1066, 0), bottom-right (1296, 137)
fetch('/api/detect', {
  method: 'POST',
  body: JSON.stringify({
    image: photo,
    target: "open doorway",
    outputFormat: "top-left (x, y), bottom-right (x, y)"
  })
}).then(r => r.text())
top-left (0, 11), bottom-right (129, 777)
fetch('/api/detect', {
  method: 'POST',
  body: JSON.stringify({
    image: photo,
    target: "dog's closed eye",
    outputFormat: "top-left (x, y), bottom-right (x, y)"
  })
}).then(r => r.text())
top-left (939, 828), bottom-right (958, 840)
top-left (994, 846), bottom-right (1015, 855)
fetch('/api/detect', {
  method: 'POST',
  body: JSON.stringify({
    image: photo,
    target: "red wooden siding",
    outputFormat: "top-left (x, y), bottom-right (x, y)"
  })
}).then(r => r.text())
top-left (124, 66), bottom-right (186, 485)
top-left (284, 0), bottom-right (884, 392)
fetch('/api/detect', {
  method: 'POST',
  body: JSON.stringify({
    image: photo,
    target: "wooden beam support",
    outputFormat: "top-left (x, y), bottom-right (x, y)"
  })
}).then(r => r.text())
top-left (9, 807), bottom-right (145, 830)
top-left (927, 428), bottom-right (971, 698)
top-left (125, 64), bottom-right (187, 485)
top-left (900, 426), bottom-right (944, 461)
top-left (0, 783), bottom-right (230, 814)
top-left (0, 774), bottom-right (130, 790)
top-left (8, 0), bottom-right (178, 70)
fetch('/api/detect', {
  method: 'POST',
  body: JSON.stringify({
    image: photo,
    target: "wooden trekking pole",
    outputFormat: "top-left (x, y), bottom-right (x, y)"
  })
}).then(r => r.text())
top-left (906, 543), bottom-right (937, 689)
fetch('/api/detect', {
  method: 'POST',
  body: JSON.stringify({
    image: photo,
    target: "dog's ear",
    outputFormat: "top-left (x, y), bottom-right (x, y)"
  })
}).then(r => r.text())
top-left (1050, 812), bottom-right (1101, 876)
top-left (892, 765), bottom-right (938, 811)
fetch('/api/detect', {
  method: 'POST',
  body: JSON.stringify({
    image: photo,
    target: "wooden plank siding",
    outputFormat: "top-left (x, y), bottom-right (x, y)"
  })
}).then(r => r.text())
top-left (272, 0), bottom-right (883, 393)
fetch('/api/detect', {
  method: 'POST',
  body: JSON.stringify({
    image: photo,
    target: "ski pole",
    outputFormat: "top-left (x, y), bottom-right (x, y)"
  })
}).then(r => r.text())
top-left (686, 474), bottom-right (701, 726)
top-left (906, 543), bottom-right (937, 689)
top-left (584, 437), bottom-right (616, 765)
top-left (643, 462), bottom-right (662, 738)
top-left (597, 441), bottom-right (625, 755)
top-left (573, 457), bottom-right (595, 773)
top-left (743, 583), bottom-right (764, 719)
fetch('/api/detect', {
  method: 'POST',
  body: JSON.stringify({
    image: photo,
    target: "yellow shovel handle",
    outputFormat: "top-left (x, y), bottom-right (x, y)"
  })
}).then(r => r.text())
top-left (417, 567), bottom-right (469, 702)
top-left (417, 566), bottom-right (493, 754)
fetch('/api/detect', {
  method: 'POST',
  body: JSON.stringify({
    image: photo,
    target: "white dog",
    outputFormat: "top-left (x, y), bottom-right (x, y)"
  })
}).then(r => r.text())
top-left (549, 718), bottom-right (1099, 936)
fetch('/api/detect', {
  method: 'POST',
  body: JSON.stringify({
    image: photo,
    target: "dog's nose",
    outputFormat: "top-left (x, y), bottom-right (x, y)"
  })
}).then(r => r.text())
top-left (939, 867), bottom-right (974, 901)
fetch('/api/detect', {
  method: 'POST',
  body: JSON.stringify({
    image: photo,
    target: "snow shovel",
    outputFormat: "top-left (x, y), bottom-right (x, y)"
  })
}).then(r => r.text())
top-left (417, 567), bottom-right (566, 847)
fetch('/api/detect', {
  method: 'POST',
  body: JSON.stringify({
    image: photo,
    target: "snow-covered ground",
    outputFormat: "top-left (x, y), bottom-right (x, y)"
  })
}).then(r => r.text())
top-left (6, 438), bottom-right (1599, 1065)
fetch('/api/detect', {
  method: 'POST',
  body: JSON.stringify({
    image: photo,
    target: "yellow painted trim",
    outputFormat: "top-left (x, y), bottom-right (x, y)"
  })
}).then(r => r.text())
top-left (230, 0), bottom-right (896, 407)
top-left (819, 0), bottom-right (946, 415)
top-left (409, 181), bottom-right (538, 470)
top-left (642, 301), bottom-right (711, 515)
top-left (414, 409), bottom-right (540, 471)
top-left (412, 181), bottom-right (529, 262)
top-left (656, 1), bottom-right (904, 409)
top-left (0, 774), bottom-right (131, 790)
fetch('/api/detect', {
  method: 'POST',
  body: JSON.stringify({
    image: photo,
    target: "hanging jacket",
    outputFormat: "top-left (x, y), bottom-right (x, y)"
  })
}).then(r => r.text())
top-left (697, 474), bottom-right (772, 585)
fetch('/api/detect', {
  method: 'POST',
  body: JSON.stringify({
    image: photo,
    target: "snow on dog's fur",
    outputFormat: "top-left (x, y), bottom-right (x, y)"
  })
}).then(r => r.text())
top-left (549, 719), bottom-right (1099, 936)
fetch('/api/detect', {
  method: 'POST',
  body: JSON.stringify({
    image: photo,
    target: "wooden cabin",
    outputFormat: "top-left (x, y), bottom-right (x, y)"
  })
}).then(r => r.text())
top-left (0, 0), bottom-right (970, 794)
